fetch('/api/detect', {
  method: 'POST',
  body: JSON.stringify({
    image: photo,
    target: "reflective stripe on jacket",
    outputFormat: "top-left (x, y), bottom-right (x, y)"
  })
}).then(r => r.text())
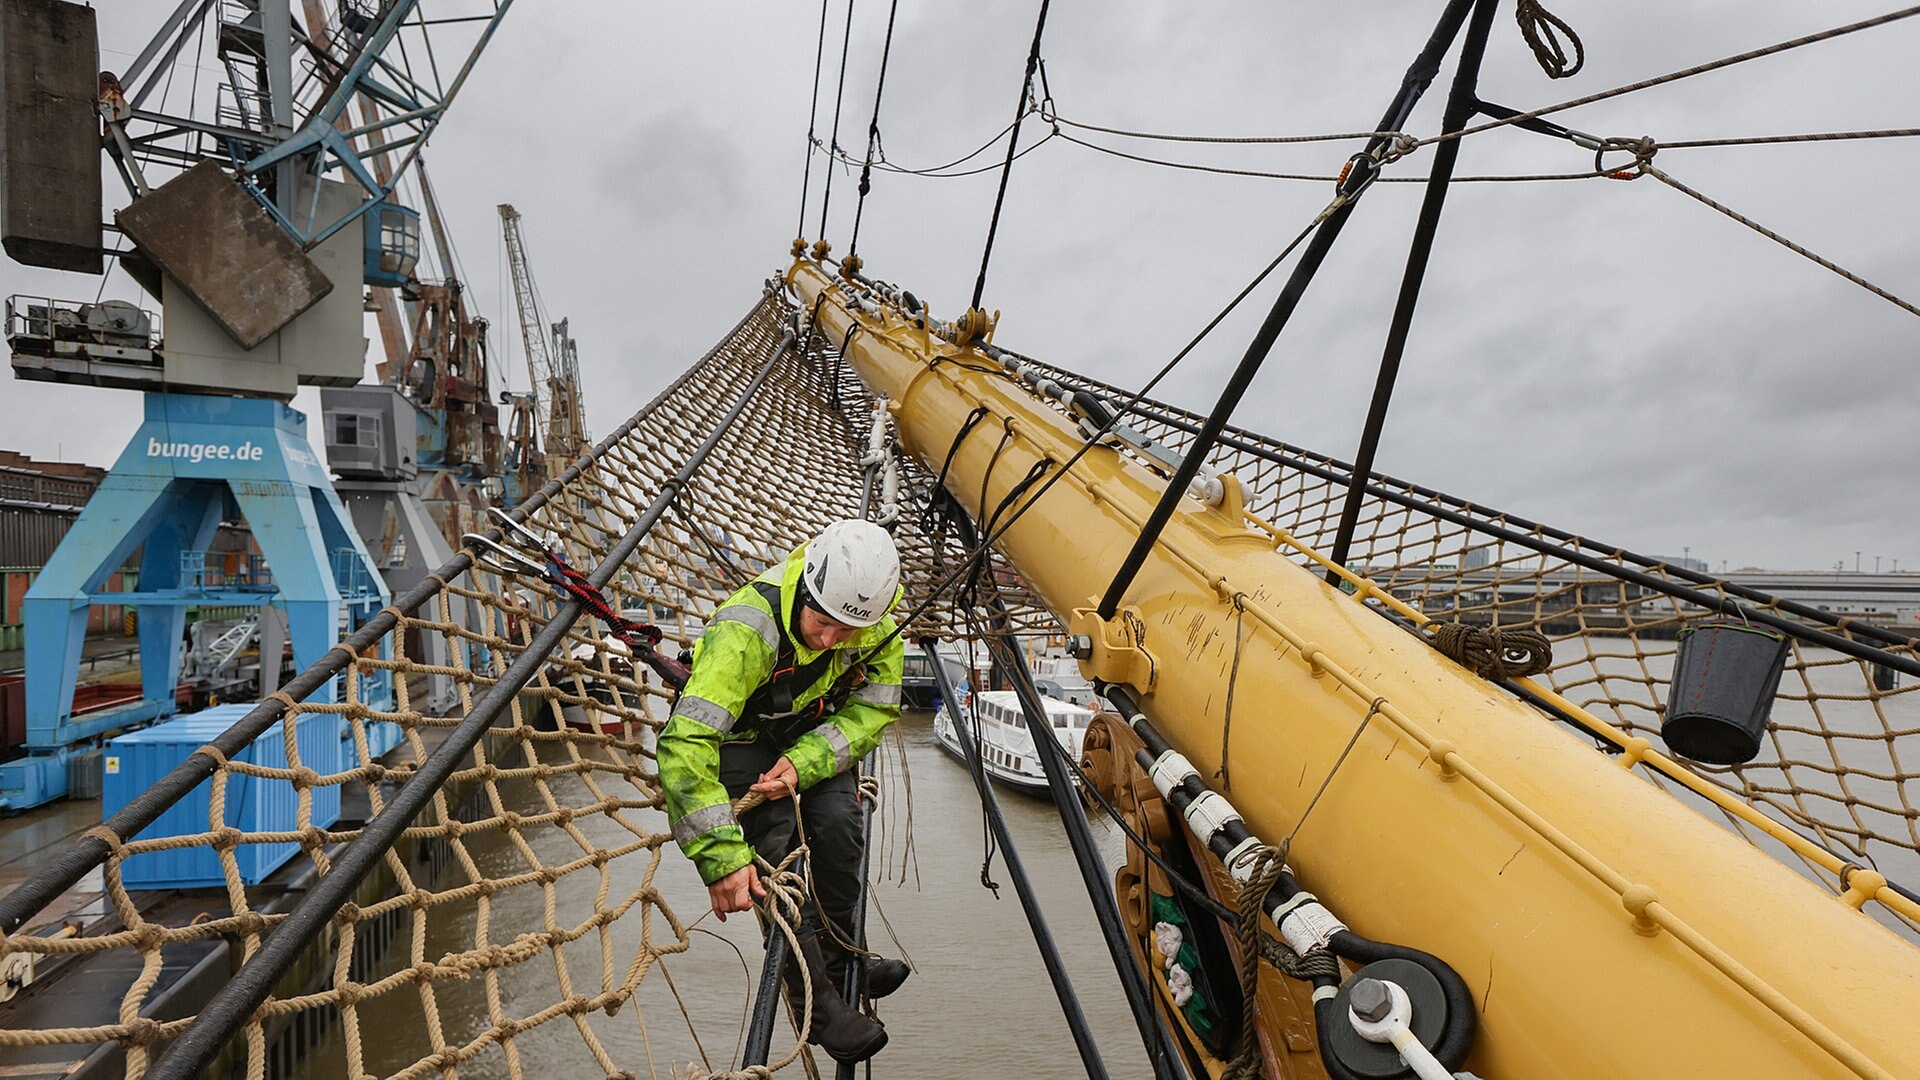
top-left (658, 545), bottom-right (904, 884)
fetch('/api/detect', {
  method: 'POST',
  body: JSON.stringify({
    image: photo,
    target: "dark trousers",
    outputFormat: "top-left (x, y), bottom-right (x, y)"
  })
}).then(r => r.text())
top-left (719, 734), bottom-right (865, 952)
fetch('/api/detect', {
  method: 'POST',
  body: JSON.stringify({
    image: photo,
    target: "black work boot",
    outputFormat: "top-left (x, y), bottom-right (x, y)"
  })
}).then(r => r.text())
top-left (824, 941), bottom-right (913, 1000)
top-left (785, 934), bottom-right (888, 1064)
top-left (859, 956), bottom-right (912, 999)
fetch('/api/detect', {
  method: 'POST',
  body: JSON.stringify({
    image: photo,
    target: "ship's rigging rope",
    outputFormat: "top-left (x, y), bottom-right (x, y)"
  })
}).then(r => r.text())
top-left (970, 0), bottom-right (1053, 311)
top-left (4, 279), bottom-right (1917, 1077)
top-left (842, 108), bottom-right (1920, 184)
top-left (1417, 4), bottom-right (1920, 151)
top-left (845, 0), bottom-right (901, 266)
top-left (1048, 127), bottom-right (1620, 184)
top-left (814, 0), bottom-right (860, 245)
top-left (6, 5), bottom-right (1920, 1079)
top-left (1512, 0), bottom-right (1584, 79)
top-left (793, 0), bottom-right (832, 242)
top-left (1045, 111), bottom-right (1920, 155)
top-left (826, 108), bottom-right (1036, 177)
top-left (1642, 162), bottom-right (1920, 319)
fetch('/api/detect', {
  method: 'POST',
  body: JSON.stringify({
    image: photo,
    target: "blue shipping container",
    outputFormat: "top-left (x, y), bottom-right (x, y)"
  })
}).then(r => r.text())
top-left (104, 703), bottom-right (343, 888)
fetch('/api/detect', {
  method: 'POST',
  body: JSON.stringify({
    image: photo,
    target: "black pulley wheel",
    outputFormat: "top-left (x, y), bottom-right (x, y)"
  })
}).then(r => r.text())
top-left (1324, 957), bottom-right (1450, 1078)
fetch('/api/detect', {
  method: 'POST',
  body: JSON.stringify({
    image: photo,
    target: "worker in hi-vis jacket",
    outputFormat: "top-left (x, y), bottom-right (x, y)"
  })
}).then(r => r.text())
top-left (658, 519), bottom-right (908, 1064)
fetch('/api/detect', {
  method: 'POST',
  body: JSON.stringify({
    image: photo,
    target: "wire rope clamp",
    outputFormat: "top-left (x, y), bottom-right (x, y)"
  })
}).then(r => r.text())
top-left (1068, 606), bottom-right (1157, 691)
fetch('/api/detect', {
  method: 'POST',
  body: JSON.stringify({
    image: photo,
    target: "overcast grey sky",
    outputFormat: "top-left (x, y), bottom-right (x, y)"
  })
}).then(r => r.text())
top-left (3, 1), bottom-right (1915, 573)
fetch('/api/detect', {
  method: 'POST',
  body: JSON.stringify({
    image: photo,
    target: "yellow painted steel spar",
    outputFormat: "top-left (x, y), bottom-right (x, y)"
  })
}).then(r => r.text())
top-left (787, 258), bottom-right (1920, 1079)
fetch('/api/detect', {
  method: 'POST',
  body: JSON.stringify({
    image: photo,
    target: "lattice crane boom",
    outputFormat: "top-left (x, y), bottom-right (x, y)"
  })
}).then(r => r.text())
top-left (498, 203), bottom-right (589, 465)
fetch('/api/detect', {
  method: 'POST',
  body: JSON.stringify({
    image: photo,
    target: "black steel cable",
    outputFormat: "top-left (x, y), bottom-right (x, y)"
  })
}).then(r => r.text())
top-left (920, 640), bottom-right (1114, 1079)
top-left (970, 0), bottom-right (1052, 312)
top-left (847, 0), bottom-right (902, 259)
top-left (1098, 0), bottom-right (1480, 619)
top-left (815, 0), bottom-right (860, 242)
top-left (979, 605), bottom-right (1191, 1080)
top-left (1420, 5), bottom-right (1920, 151)
top-left (826, 215), bottom-right (1318, 676)
top-left (795, 0), bottom-right (832, 240)
top-left (1327, 0), bottom-right (1501, 580)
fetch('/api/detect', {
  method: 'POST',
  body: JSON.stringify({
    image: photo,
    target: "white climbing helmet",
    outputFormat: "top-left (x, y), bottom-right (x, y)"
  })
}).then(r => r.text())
top-left (801, 519), bottom-right (900, 628)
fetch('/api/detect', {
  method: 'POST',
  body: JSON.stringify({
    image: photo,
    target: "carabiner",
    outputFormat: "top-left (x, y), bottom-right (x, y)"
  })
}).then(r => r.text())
top-left (463, 533), bottom-right (548, 579)
top-left (486, 506), bottom-right (555, 559)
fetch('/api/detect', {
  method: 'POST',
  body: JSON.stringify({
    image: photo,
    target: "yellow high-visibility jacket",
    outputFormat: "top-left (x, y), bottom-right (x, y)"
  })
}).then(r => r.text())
top-left (658, 546), bottom-right (903, 884)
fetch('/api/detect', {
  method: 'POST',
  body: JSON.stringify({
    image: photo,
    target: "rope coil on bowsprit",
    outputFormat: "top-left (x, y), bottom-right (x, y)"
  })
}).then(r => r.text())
top-left (1426, 622), bottom-right (1554, 680)
top-left (1220, 847), bottom-right (1287, 1080)
top-left (1515, 0), bottom-right (1585, 79)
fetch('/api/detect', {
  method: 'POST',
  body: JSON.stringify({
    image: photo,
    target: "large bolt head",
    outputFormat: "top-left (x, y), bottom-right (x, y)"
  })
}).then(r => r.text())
top-left (1067, 634), bottom-right (1094, 659)
top-left (1348, 978), bottom-right (1392, 1022)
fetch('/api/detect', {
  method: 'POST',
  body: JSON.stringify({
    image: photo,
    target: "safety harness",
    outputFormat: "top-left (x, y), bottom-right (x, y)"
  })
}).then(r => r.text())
top-left (740, 579), bottom-right (869, 744)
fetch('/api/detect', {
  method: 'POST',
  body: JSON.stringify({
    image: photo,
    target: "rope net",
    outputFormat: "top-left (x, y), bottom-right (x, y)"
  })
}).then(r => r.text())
top-left (3, 280), bottom-right (1917, 1078)
top-left (0, 289), bottom-right (1046, 1080)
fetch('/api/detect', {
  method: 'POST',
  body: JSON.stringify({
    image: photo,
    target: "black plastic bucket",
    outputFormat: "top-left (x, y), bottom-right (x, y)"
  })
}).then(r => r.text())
top-left (1663, 621), bottom-right (1790, 765)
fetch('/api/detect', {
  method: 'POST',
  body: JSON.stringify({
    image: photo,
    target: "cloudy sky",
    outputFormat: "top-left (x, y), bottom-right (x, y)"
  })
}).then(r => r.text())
top-left (3, 0), bottom-right (1915, 573)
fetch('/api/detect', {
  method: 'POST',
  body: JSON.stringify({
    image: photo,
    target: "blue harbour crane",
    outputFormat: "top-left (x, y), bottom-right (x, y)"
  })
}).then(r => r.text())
top-left (0, 0), bottom-right (516, 808)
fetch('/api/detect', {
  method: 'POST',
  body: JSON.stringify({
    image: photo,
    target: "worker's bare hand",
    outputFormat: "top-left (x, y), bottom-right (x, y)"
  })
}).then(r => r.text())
top-left (751, 756), bottom-right (799, 800)
top-left (708, 864), bottom-right (765, 921)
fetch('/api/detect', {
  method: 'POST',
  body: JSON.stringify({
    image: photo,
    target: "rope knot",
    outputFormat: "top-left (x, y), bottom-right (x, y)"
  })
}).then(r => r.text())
top-left (1515, 0), bottom-right (1585, 78)
top-left (1427, 622), bottom-right (1553, 680)
top-left (123, 1016), bottom-right (164, 1047)
top-left (84, 824), bottom-right (126, 851)
top-left (1595, 134), bottom-right (1658, 178)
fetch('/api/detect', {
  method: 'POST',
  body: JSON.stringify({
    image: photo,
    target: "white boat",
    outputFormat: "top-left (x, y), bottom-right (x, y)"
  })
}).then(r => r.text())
top-left (1021, 646), bottom-right (1098, 708)
top-left (933, 688), bottom-right (1094, 794)
top-left (903, 640), bottom-right (969, 708)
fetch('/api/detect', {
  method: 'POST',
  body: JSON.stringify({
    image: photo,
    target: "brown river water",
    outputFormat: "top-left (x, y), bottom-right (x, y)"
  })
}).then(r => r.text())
top-left (296, 709), bottom-right (1154, 1079)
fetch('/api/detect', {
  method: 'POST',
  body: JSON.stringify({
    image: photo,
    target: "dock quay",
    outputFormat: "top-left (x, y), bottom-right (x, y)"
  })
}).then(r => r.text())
top-left (1372, 565), bottom-right (1920, 641)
